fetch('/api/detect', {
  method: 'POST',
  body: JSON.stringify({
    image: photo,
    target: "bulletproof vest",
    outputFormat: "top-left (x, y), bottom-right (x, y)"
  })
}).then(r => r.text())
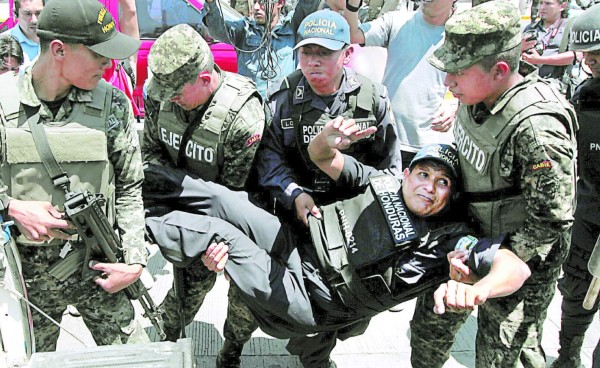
top-left (572, 78), bottom-right (600, 196)
top-left (156, 71), bottom-right (260, 181)
top-left (309, 174), bottom-right (467, 317)
top-left (0, 73), bottom-right (114, 246)
top-left (455, 75), bottom-right (576, 241)
top-left (282, 70), bottom-right (379, 197)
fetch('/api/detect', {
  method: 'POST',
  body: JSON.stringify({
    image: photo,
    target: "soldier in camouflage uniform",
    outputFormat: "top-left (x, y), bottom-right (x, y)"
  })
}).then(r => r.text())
top-left (410, 2), bottom-right (577, 368)
top-left (0, 0), bottom-right (147, 351)
top-left (141, 24), bottom-right (265, 368)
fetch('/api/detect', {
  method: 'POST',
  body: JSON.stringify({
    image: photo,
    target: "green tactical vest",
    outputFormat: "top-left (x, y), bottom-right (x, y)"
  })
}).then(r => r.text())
top-left (455, 75), bottom-right (577, 238)
top-left (156, 71), bottom-right (260, 181)
top-left (282, 70), bottom-right (380, 194)
top-left (0, 73), bottom-right (114, 246)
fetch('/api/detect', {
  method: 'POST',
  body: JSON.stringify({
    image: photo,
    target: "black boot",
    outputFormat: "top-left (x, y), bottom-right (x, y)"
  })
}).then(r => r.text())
top-left (216, 340), bottom-right (244, 368)
top-left (551, 335), bottom-right (584, 368)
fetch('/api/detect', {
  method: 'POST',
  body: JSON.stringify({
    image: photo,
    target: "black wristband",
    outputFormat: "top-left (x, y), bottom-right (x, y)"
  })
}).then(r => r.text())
top-left (346, 0), bottom-right (363, 12)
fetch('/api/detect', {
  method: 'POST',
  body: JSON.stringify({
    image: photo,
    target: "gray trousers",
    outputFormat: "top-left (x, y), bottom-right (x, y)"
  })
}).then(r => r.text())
top-left (143, 165), bottom-right (367, 367)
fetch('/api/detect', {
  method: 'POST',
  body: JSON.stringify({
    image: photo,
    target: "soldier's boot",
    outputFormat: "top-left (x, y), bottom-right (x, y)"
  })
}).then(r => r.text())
top-left (163, 326), bottom-right (181, 343)
top-left (551, 335), bottom-right (585, 368)
top-left (216, 339), bottom-right (244, 368)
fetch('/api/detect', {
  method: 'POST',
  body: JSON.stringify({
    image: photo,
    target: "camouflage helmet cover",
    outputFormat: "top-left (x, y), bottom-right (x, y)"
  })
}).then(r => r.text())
top-left (428, 1), bottom-right (521, 73)
top-left (147, 24), bottom-right (214, 101)
top-left (569, 3), bottom-right (600, 52)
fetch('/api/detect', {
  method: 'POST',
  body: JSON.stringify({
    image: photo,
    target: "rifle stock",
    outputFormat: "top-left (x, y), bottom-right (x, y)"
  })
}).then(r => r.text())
top-left (63, 190), bottom-right (166, 340)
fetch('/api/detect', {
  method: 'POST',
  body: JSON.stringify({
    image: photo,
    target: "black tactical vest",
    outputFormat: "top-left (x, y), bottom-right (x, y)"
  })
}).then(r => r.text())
top-left (309, 175), bottom-right (471, 317)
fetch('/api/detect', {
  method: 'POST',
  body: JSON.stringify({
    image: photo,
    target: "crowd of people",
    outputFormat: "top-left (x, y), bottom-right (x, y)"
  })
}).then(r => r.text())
top-left (0, 0), bottom-right (599, 368)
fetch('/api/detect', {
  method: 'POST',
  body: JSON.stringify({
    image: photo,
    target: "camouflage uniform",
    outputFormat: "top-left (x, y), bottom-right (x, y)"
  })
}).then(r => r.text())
top-left (142, 24), bottom-right (264, 366)
top-left (411, 3), bottom-right (577, 368)
top-left (0, 70), bottom-right (147, 351)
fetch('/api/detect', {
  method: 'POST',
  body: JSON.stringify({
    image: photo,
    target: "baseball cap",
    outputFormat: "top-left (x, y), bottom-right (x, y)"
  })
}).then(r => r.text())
top-left (36, 0), bottom-right (140, 60)
top-left (409, 144), bottom-right (459, 179)
top-left (146, 24), bottom-right (214, 101)
top-left (294, 10), bottom-right (350, 51)
top-left (428, 1), bottom-right (521, 73)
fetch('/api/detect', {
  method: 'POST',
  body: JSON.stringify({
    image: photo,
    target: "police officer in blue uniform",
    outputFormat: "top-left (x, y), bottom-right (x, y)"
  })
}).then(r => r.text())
top-left (255, 10), bottom-right (401, 226)
top-left (552, 5), bottom-right (600, 367)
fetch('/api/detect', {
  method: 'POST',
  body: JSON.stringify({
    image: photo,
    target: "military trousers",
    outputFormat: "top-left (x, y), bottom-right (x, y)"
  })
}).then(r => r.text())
top-left (411, 263), bottom-right (562, 368)
top-left (143, 165), bottom-right (260, 345)
top-left (19, 245), bottom-right (134, 352)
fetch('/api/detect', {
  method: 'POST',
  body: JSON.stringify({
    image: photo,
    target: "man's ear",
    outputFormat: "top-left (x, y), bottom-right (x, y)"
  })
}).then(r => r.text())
top-left (403, 167), bottom-right (410, 180)
top-left (50, 40), bottom-right (66, 58)
top-left (493, 61), bottom-right (511, 80)
top-left (343, 46), bottom-right (354, 65)
top-left (198, 70), bottom-right (212, 84)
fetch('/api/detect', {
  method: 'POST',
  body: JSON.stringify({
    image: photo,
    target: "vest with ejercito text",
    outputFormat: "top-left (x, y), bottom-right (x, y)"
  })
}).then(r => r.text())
top-left (309, 175), bottom-right (470, 318)
top-left (455, 75), bottom-right (576, 238)
top-left (0, 72), bottom-right (115, 246)
top-left (156, 71), bottom-right (260, 181)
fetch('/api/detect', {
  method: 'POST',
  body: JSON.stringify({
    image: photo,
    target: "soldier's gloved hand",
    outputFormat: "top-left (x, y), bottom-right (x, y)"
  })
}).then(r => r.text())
top-left (201, 241), bottom-right (229, 273)
top-left (433, 280), bottom-right (491, 315)
top-left (8, 199), bottom-right (74, 242)
top-left (89, 261), bottom-right (143, 293)
top-left (294, 192), bottom-right (321, 226)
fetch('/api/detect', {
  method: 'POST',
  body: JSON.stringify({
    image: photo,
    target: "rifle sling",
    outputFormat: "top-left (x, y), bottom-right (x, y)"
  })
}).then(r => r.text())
top-left (25, 106), bottom-right (71, 191)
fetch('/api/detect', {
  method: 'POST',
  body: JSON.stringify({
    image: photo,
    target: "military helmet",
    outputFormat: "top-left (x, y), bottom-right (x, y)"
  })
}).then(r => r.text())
top-left (569, 3), bottom-right (600, 52)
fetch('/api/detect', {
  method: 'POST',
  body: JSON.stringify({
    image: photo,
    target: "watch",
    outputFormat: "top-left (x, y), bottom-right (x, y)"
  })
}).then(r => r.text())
top-left (346, 0), bottom-right (363, 12)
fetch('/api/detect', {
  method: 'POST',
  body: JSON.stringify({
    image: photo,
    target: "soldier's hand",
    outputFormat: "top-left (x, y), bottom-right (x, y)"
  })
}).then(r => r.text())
top-left (8, 199), bottom-right (73, 242)
top-left (202, 241), bottom-right (229, 272)
top-left (430, 100), bottom-right (457, 132)
top-left (90, 261), bottom-right (143, 293)
top-left (294, 192), bottom-right (321, 226)
top-left (433, 280), bottom-right (491, 315)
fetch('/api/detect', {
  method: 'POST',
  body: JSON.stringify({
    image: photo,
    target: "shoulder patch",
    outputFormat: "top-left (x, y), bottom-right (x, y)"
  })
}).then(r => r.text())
top-left (281, 118), bottom-right (294, 129)
top-left (245, 133), bottom-right (262, 147)
top-left (532, 160), bottom-right (552, 171)
top-left (107, 114), bottom-right (120, 131)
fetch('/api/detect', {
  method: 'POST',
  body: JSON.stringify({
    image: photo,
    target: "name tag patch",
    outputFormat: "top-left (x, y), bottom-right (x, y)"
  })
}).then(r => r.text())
top-left (370, 175), bottom-right (418, 248)
top-left (281, 118), bottom-right (294, 130)
top-left (532, 160), bottom-right (552, 171)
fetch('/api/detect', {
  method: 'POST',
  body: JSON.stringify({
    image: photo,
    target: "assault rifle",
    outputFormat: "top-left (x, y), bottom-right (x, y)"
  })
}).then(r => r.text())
top-left (63, 190), bottom-right (166, 340)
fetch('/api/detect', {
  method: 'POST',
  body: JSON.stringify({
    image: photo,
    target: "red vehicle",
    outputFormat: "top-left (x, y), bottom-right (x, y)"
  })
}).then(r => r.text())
top-left (0, 0), bottom-right (240, 118)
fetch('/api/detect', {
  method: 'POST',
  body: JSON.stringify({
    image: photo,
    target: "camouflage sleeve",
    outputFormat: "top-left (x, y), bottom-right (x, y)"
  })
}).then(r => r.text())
top-left (141, 97), bottom-right (172, 167)
top-left (503, 115), bottom-right (575, 263)
top-left (219, 96), bottom-right (265, 189)
top-left (108, 87), bottom-right (147, 266)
